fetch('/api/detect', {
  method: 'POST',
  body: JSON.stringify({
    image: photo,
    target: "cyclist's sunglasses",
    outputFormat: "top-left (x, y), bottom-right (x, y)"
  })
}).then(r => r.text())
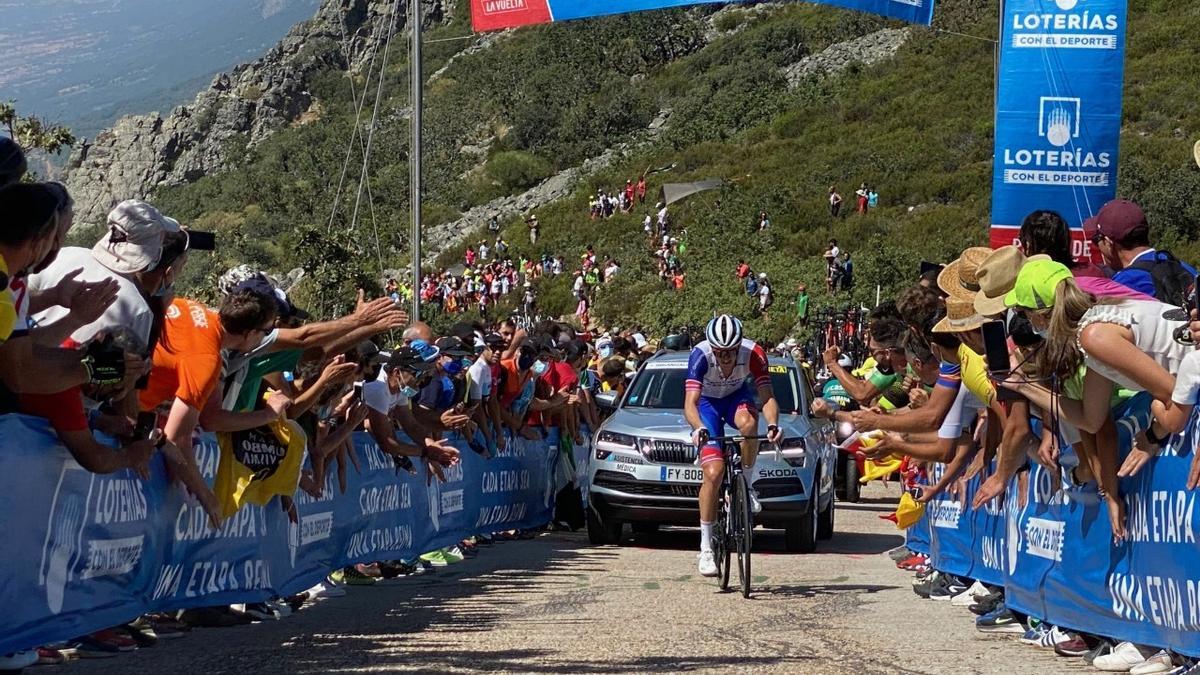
top-left (713, 347), bottom-right (738, 359)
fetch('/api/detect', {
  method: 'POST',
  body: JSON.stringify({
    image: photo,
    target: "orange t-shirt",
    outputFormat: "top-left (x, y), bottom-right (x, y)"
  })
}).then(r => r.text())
top-left (139, 298), bottom-right (225, 411)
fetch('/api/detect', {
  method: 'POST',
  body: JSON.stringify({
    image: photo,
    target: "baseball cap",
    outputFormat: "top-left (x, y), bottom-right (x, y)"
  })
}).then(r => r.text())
top-left (1094, 199), bottom-right (1148, 244)
top-left (1082, 215), bottom-right (1101, 242)
top-left (408, 339), bottom-right (441, 362)
top-left (435, 336), bottom-right (472, 357)
top-left (232, 277), bottom-right (287, 315)
top-left (355, 340), bottom-right (387, 366)
top-left (383, 347), bottom-right (435, 373)
top-left (1004, 259), bottom-right (1073, 310)
top-left (483, 332), bottom-right (507, 349)
top-left (92, 200), bottom-right (181, 274)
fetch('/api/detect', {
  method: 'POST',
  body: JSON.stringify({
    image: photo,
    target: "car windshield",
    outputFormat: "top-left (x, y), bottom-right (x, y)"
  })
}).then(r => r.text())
top-left (623, 365), bottom-right (800, 413)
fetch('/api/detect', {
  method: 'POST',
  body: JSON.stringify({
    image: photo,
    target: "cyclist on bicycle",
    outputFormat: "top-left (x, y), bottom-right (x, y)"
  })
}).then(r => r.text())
top-left (684, 314), bottom-right (782, 577)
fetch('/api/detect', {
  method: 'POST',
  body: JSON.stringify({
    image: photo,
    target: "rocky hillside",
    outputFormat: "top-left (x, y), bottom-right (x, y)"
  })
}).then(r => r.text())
top-left (64, 0), bottom-right (1200, 340)
top-left (65, 0), bottom-right (447, 227)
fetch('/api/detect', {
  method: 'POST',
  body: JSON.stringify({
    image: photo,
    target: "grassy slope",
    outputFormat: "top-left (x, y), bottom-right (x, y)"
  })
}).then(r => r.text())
top-left (150, 0), bottom-right (1200, 339)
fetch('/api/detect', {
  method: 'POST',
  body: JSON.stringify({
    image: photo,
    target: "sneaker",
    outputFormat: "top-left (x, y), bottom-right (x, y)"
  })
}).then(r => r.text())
top-left (969, 592), bottom-right (1004, 616)
top-left (1020, 622), bottom-right (1051, 646)
top-left (284, 593), bottom-right (309, 612)
top-left (306, 581), bottom-right (347, 599)
top-left (0, 651), bottom-right (40, 669)
top-left (897, 553), bottom-right (927, 570)
top-left (35, 646), bottom-right (66, 665)
top-left (443, 547), bottom-right (466, 564)
top-left (976, 607), bottom-right (1026, 634)
top-left (476, 533), bottom-right (494, 546)
top-left (178, 606), bottom-right (252, 628)
top-left (327, 569), bottom-right (346, 585)
top-left (1094, 642), bottom-right (1157, 672)
top-left (698, 550), bottom-right (718, 577)
top-left (1083, 640), bottom-right (1116, 666)
top-left (420, 550), bottom-right (450, 568)
top-left (1053, 631), bottom-right (1092, 657)
top-left (951, 580), bottom-right (990, 606)
top-left (117, 622), bottom-right (158, 648)
top-left (354, 563), bottom-right (383, 578)
top-left (265, 598), bottom-right (294, 619)
top-left (886, 545), bottom-right (914, 561)
top-left (85, 629), bottom-right (137, 652)
top-left (133, 614), bottom-right (186, 640)
top-left (1131, 650), bottom-right (1177, 675)
top-left (70, 640), bottom-right (118, 659)
top-left (1038, 626), bottom-right (1074, 650)
top-left (913, 572), bottom-right (941, 599)
top-left (931, 576), bottom-right (968, 601)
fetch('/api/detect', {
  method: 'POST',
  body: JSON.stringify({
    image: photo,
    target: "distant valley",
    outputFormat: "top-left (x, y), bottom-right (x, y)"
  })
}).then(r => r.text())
top-left (0, 0), bottom-right (320, 139)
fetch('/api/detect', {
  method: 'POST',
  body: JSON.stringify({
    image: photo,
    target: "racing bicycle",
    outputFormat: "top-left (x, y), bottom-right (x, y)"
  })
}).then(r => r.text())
top-left (702, 433), bottom-right (776, 598)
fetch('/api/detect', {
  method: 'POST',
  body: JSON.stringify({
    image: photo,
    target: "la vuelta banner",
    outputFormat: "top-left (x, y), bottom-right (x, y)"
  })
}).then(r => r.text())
top-left (990, 0), bottom-right (1129, 260)
top-left (471, 0), bottom-right (935, 32)
top-left (0, 415), bottom-right (560, 655)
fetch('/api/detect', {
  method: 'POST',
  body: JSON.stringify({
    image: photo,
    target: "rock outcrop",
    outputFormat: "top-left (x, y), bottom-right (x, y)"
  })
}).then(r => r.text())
top-left (65, 0), bottom-right (446, 227)
top-left (783, 27), bottom-right (911, 87)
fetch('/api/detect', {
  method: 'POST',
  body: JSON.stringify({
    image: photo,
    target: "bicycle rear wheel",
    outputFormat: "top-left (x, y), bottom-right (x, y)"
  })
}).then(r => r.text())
top-left (734, 473), bottom-right (754, 598)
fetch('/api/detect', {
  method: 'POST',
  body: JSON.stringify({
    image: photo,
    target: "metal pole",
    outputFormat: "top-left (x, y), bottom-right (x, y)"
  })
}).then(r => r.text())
top-left (409, 0), bottom-right (422, 322)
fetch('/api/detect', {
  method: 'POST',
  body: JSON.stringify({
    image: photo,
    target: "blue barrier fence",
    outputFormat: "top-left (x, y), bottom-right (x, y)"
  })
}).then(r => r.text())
top-left (0, 415), bottom-right (567, 655)
top-left (910, 412), bottom-right (1200, 657)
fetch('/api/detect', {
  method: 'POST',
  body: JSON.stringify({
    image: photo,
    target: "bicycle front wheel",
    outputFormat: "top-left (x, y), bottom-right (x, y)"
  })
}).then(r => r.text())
top-left (734, 473), bottom-right (754, 598)
top-left (715, 504), bottom-right (731, 591)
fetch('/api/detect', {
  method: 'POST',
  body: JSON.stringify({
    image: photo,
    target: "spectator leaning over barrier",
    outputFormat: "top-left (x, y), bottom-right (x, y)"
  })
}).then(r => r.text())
top-left (20, 200), bottom-right (195, 476)
top-left (362, 346), bottom-right (459, 481)
top-left (1021, 209), bottom-right (1155, 302)
top-left (822, 316), bottom-right (908, 407)
top-left (0, 183), bottom-right (126, 399)
top-left (468, 332), bottom-right (507, 454)
top-left (999, 260), bottom-right (1190, 538)
top-left (1088, 198), bottom-right (1197, 305)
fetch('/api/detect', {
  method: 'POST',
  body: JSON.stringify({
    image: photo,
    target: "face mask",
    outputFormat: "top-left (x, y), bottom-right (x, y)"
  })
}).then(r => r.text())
top-left (1034, 328), bottom-right (1049, 339)
top-left (153, 281), bottom-right (175, 298)
top-left (599, 346), bottom-right (613, 359)
top-left (443, 360), bottom-right (464, 376)
top-left (401, 385), bottom-right (419, 398)
top-left (532, 360), bottom-right (548, 375)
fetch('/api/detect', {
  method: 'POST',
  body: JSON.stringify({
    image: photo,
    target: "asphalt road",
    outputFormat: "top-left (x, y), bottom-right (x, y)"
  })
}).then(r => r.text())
top-left (70, 483), bottom-right (1084, 674)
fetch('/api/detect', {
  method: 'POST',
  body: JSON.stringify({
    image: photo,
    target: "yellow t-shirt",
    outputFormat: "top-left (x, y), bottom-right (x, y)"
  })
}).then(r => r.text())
top-left (957, 344), bottom-right (996, 406)
top-left (214, 415), bottom-right (307, 520)
top-left (0, 253), bottom-right (15, 343)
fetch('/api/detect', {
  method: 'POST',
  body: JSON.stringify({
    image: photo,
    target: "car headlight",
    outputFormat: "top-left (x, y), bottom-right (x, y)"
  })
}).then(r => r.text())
top-left (779, 437), bottom-right (807, 467)
top-left (597, 430), bottom-right (637, 449)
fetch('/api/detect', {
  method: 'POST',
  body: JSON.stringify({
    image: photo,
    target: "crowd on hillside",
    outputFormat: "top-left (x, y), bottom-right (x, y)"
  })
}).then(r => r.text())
top-left (810, 199), bottom-right (1200, 673)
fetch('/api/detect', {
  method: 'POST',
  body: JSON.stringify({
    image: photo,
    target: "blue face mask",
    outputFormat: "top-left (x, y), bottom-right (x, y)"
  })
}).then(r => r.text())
top-left (462, 357), bottom-right (475, 369)
top-left (152, 281), bottom-right (174, 298)
top-left (443, 360), bottom-right (464, 376)
top-left (599, 346), bottom-right (614, 359)
top-left (532, 360), bottom-right (548, 375)
top-left (401, 385), bottom-right (419, 398)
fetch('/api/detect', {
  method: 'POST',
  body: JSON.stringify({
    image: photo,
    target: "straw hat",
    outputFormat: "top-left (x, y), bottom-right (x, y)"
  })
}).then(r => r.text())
top-left (932, 297), bottom-right (988, 333)
top-left (973, 246), bottom-right (1050, 317)
top-left (937, 247), bottom-right (992, 301)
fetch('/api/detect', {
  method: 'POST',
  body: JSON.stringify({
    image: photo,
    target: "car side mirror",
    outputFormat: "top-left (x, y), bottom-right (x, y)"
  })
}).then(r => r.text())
top-left (596, 390), bottom-right (618, 412)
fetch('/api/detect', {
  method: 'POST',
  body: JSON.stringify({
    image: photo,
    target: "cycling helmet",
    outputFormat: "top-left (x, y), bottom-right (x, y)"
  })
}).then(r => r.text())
top-left (837, 354), bottom-right (853, 368)
top-left (705, 314), bottom-right (743, 349)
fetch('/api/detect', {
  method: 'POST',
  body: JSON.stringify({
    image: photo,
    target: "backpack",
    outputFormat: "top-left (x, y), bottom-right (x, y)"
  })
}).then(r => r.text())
top-left (1128, 251), bottom-right (1195, 308)
top-left (745, 277), bottom-right (758, 296)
